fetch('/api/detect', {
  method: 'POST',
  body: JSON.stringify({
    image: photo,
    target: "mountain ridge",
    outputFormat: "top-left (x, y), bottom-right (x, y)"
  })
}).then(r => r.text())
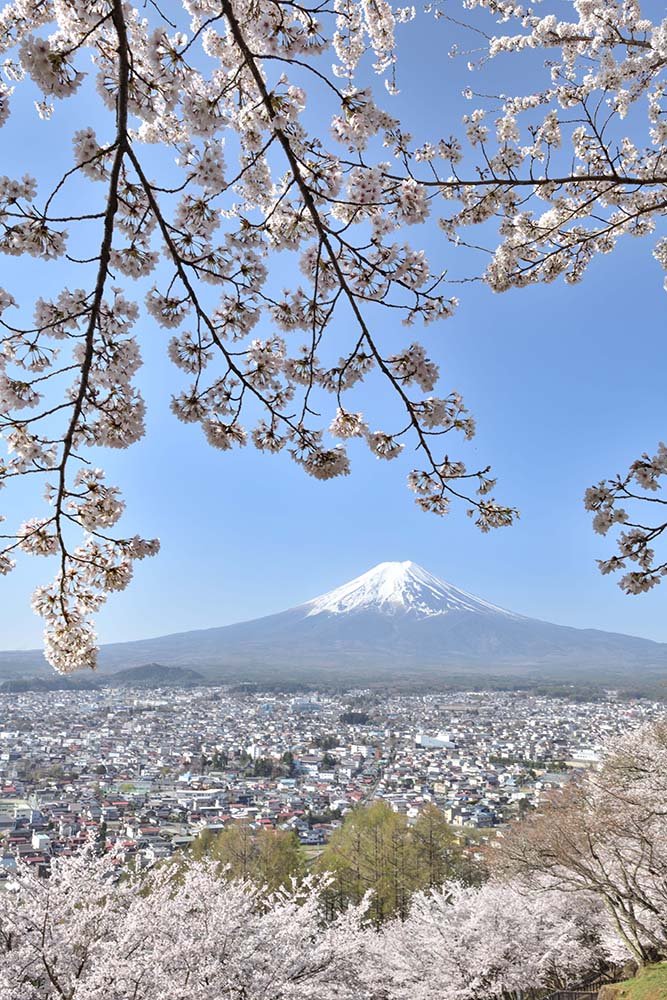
top-left (0, 663), bottom-right (206, 692)
top-left (1, 561), bottom-right (666, 683)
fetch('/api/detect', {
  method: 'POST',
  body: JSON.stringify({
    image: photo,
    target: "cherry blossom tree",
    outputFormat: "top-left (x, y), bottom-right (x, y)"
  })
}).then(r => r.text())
top-left (376, 879), bottom-right (607, 1000)
top-left (494, 721), bottom-right (667, 967)
top-left (0, 852), bottom-right (373, 999)
top-left (0, 849), bottom-right (618, 1000)
top-left (0, 0), bottom-right (517, 673)
top-left (0, 0), bottom-right (665, 673)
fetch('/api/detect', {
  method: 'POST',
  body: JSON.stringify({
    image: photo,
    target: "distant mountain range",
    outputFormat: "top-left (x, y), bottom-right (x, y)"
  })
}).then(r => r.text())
top-left (1, 561), bottom-right (666, 685)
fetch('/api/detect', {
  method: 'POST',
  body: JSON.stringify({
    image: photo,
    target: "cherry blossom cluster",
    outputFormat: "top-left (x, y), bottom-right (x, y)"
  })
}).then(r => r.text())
top-left (312, 0), bottom-right (664, 305)
top-left (0, 0), bottom-right (519, 671)
top-left (417, 0), bottom-right (667, 291)
top-left (330, 0), bottom-right (667, 578)
top-left (0, 267), bottom-right (159, 671)
top-left (0, 848), bottom-right (627, 999)
top-left (428, 0), bottom-right (667, 575)
top-left (584, 442), bottom-right (667, 593)
top-left (0, 856), bottom-right (370, 999)
top-left (379, 881), bottom-right (607, 998)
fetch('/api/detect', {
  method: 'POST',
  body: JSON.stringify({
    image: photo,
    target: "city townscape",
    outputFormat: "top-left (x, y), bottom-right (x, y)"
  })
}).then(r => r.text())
top-left (0, 686), bottom-right (659, 877)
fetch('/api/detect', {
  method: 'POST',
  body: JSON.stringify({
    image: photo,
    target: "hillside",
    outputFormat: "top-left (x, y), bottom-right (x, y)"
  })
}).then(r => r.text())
top-left (100, 663), bottom-right (206, 687)
top-left (0, 663), bottom-right (206, 691)
top-left (599, 965), bottom-right (667, 1000)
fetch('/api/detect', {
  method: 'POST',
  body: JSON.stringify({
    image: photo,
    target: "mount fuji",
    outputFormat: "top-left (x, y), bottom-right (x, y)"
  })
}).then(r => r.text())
top-left (1, 561), bottom-right (666, 683)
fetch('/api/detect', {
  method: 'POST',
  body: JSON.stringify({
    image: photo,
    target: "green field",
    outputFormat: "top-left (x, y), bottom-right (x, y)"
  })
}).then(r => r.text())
top-left (601, 965), bottom-right (667, 1000)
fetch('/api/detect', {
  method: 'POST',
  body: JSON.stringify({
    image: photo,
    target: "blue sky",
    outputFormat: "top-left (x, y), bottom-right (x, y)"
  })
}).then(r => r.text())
top-left (0, 7), bottom-right (665, 649)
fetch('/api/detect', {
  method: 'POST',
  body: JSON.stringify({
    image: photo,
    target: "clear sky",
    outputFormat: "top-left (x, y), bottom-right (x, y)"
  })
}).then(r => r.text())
top-left (0, 7), bottom-right (665, 650)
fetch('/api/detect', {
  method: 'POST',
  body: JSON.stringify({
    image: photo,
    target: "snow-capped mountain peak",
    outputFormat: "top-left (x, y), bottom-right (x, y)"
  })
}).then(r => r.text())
top-left (3, 559), bottom-right (666, 681)
top-left (303, 561), bottom-right (521, 620)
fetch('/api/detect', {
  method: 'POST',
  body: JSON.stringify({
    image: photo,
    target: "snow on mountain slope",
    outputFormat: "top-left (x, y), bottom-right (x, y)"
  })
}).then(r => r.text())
top-left (304, 561), bottom-right (524, 620)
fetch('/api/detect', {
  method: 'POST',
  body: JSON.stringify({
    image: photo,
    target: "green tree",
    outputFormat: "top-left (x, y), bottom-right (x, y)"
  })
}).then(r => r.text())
top-left (96, 820), bottom-right (108, 856)
top-left (313, 735), bottom-right (338, 751)
top-left (411, 804), bottom-right (466, 889)
top-left (255, 829), bottom-right (305, 890)
top-left (339, 712), bottom-right (370, 726)
top-left (208, 822), bottom-right (257, 880)
top-left (317, 802), bottom-right (418, 924)
top-left (190, 828), bottom-right (217, 862)
top-left (191, 823), bottom-right (305, 892)
top-left (317, 802), bottom-right (482, 923)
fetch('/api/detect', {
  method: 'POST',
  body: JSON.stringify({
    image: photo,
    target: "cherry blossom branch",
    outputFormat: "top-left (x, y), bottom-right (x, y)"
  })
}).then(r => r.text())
top-left (585, 443), bottom-right (667, 594)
